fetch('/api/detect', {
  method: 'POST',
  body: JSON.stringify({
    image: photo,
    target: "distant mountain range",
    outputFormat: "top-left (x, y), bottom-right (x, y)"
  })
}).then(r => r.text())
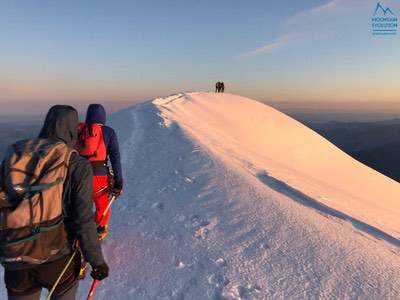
top-left (306, 119), bottom-right (400, 182)
top-left (0, 121), bottom-right (41, 158)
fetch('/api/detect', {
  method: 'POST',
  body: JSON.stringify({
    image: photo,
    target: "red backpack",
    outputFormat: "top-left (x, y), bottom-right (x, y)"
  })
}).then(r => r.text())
top-left (76, 123), bottom-right (107, 161)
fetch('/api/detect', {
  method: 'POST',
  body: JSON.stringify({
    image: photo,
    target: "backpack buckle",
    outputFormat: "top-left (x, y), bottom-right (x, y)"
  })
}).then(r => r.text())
top-left (31, 226), bottom-right (40, 235)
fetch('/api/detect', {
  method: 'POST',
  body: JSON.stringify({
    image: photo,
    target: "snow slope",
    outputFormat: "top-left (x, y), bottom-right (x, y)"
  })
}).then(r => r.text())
top-left (1, 92), bottom-right (399, 299)
top-left (154, 92), bottom-right (400, 240)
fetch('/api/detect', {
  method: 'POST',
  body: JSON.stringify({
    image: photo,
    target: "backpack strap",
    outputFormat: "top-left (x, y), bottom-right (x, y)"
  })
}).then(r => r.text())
top-left (28, 177), bottom-right (64, 193)
top-left (3, 217), bottom-right (64, 247)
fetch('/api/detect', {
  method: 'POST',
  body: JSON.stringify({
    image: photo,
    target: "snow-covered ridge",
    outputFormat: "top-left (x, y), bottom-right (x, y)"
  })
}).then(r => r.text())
top-left (2, 92), bottom-right (399, 299)
top-left (154, 92), bottom-right (400, 240)
top-left (153, 93), bottom-right (184, 106)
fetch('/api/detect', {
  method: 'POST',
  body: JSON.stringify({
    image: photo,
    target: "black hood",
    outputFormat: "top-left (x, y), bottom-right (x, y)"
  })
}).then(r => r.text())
top-left (39, 105), bottom-right (79, 147)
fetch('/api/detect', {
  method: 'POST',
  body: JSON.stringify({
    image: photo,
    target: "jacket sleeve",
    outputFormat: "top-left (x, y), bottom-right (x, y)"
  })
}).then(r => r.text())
top-left (107, 128), bottom-right (123, 189)
top-left (69, 155), bottom-right (105, 267)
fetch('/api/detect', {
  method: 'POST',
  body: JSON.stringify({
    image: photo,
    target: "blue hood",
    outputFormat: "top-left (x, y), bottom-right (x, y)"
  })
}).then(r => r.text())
top-left (86, 104), bottom-right (106, 125)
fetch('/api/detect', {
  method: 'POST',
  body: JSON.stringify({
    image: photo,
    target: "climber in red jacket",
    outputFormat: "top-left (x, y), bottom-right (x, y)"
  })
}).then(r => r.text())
top-left (76, 104), bottom-right (123, 241)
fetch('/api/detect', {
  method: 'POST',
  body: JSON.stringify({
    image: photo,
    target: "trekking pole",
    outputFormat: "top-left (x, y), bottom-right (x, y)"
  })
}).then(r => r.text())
top-left (86, 195), bottom-right (116, 300)
top-left (87, 279), bottom-right (99, 300)
top-left (97, 195), bottom-right (116, 226)
top-left (46, 246), bottom-right (79, 300)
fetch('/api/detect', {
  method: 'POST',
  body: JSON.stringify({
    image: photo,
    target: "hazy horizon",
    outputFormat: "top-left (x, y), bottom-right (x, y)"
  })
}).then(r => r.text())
top-left (2, 96), bottom-right (400, 115)
top-left (2, 96), bottom-right (400, 123)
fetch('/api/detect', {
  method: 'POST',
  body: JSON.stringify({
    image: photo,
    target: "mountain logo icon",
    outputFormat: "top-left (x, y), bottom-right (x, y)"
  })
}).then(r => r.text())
top-left (373, 3), bottom-right (395, 16)
top-left (371, 2), bottom-right (397, 35)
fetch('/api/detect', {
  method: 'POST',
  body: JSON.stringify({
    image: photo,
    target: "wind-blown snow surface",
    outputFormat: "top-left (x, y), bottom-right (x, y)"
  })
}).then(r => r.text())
top-left (154, 93), bottom-right (400, 239)
top-left (1, 92), bottom-right (399, 299)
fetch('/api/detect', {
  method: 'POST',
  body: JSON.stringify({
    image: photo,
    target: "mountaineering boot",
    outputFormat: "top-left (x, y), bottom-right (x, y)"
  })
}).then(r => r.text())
top-left (97, 224), bottom-right (109, 241)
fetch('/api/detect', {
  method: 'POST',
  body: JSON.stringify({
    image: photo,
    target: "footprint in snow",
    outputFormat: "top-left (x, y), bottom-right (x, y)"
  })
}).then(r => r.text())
top-left (190, 215), bottom-right (213, 239)
top-left (200, 220), bottom-right (210, 227)
top-left (151, 202), bottom-right (164, 211)
top-left (190, 215), bottom-right (209, 228)
top-left (208, 274), bottom-right (230, 288)
top-left (173, 214), bottom-right (186, 222)
top-left (195, 227), bottom-right (209, 240)
top-left (215, 258), bottom-right (227, 267)
top-left (228, 284), bottom-right (262, 299)
top-left (176, 261), bottom-right (186, 269)
top-left (128, 286), bottom-right (147, 298)
top-left (190, 215), bottom-right (200, 226)
top-left (184, 176), bottom-right (193, 183)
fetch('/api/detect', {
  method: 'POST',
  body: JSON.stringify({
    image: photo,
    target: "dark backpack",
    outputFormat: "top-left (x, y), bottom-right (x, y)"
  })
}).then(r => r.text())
top-left (0, 139), bottom-right (75, 269)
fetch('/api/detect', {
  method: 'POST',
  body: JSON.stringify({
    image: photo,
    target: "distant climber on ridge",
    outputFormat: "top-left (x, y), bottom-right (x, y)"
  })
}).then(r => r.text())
top-left (76, 104), bottom-right (123, 241)
top-left (215, 81), bottom-right (225, 93)
top-left (215, 82), bottom-right (221, 93)
top-left (215, 82), bottom-right (225, 93)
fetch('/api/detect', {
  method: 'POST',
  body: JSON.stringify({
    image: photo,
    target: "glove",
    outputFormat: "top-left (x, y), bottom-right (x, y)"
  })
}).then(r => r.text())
top-left (91, 263), bottom-right (109, 281)
top-left (112, 182), bottom-right (123, 198)
top-left (112, 187), bottom-right (122, 198)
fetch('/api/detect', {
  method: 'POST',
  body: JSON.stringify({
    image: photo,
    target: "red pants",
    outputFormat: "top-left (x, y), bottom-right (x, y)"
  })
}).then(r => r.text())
top-left (93, 175), bottom-right (111, 227)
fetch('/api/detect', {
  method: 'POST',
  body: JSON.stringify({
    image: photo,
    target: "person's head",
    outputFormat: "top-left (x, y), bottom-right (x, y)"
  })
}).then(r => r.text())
top-left (86, 103), bottom-right (106, 125)
top-left (38, 105), bottom-right (79, 147)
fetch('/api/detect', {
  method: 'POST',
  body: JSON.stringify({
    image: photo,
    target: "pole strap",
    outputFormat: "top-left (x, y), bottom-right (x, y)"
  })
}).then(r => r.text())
top-left (46, 248), bottom-right (78, 300)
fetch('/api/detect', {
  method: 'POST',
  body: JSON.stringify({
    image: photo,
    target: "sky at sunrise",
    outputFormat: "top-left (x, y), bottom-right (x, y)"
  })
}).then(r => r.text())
top-left (1, 0), bottom-right (400, 115)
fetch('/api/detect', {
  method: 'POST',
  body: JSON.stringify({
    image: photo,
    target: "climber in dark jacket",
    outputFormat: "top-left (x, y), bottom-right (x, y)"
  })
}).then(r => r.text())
top-left (78, 104), bottom-right (123, 240)
top-left (4, 105), bottom-right (109, 300)
top-left (220, 82), bottom-right (225, 93)
top-left (215, 82), bottom-right (221, 93)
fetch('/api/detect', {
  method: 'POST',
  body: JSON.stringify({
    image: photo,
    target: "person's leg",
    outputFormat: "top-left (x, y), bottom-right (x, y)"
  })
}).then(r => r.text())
top-left (7, 290), bottom-right (41, 300)
top-left (94, 191), bottom-right (111, 226)
top-left (37, 253), bottom-right (81, 300)
top-left (51, 282), bottom-right (78, 300)
top-left (93, 175), bottom-right (111, 227)
top-left (5, 268), bottom-right (41, 300)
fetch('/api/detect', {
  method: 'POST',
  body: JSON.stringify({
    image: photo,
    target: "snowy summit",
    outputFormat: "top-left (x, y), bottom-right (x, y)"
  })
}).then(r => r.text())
top-left (1, 92), bottom-right (399, 299)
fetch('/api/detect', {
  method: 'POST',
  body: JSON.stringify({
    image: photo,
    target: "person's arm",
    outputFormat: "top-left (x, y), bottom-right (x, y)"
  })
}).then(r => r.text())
top-left (70, 156), bottom-right (105, 267)
top-left (107, 128), bottom-right (123, 191)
